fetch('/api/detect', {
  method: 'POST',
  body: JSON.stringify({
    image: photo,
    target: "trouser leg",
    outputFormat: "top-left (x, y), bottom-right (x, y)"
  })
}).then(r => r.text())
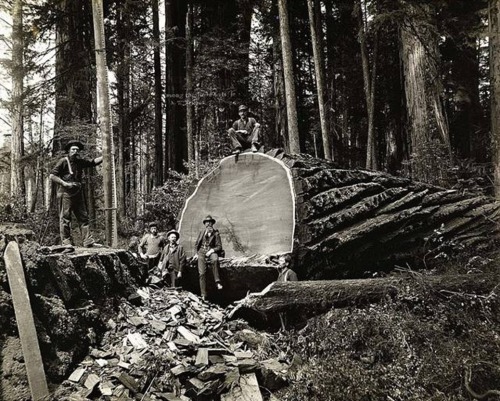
top-left (72, 191), bottom-right (94, 246)
top-left (148, 254), bottom-right (160, 272)
top-left (198, 251), bottom-right (208, 297)
top-left (58, 194), bottom-right (73, 245)
top-left (209, 253), bottom-right (221, 283)
top-left (250, 124), bottom-right (261, 147)
top-left (228, 128), bottom-right (251, 150)
top-left (170, 270), bottom-right (176, 287)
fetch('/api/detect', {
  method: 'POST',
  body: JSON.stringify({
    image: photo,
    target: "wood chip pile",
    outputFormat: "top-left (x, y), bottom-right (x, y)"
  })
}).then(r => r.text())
top-left (58, 287), bottom-right (289, 401)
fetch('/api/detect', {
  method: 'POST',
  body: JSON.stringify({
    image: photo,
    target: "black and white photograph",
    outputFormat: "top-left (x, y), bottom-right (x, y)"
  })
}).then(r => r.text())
top-left (0, 0), bottom-right (499, 400)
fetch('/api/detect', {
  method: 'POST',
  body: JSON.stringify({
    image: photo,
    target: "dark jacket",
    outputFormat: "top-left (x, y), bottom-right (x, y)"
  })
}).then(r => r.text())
top-left (50, 156), bottom-right (99, 195)
top-left (195, 229), bottom-right (222, 254)
top-left (159, 243), bottom-right (186, 273)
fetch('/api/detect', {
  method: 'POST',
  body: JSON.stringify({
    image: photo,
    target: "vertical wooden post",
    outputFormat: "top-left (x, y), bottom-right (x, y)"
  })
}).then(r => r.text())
top-left (91, 0), bottom-right (118, 247)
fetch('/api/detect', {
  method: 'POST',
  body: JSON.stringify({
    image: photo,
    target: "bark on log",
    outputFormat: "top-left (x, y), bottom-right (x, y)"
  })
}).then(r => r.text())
top-left (179, 150), bottom-right (500, 282)
top-left (230, 273), bottom-right (500, 329)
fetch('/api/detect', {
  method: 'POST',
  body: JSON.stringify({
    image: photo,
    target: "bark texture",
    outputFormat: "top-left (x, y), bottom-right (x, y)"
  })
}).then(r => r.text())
top-left (490, 0), bottom-right (500, 198)
top-left (185, 2), bottom-right (194, 163)
top-left (165, 0), bottom-right (187, 172)
top-left (307, 0), bottom-right (331, 160)
top-left (153, 0), bottom-right (163, 185)
top-left (10, 0), bottom-right (25, 199)
top-left (400, 2), bottom-right (451, 183)
top-left (277, 0), bottom-right (300, 154)
top-left (0, 239), bottom-right (146, 401)
top-left (179, 150), bottom-right (500, 283)
top-left (231, 273), bottom-right (499, 328)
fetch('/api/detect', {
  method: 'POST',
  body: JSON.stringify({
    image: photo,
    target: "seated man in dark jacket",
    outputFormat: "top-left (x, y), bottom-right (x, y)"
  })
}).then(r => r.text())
top-left (193, 215), bottom-right (223, 299)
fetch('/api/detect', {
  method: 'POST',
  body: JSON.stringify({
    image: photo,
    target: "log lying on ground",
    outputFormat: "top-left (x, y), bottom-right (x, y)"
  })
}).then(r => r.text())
top-left (229, 273), bottom-right (500, 329)
top-left (179, 149), bottom-right (500, 280)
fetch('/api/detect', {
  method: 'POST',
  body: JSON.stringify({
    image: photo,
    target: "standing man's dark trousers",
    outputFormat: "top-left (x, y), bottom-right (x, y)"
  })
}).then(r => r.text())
top-left (197, 251), bottom-right (221, 297)
top-left (228, 124), bottom-right (261, 150)
top-left (147, 254), bottom-right (161, 272)
top-left (57, 190), bottom-right (93, 246)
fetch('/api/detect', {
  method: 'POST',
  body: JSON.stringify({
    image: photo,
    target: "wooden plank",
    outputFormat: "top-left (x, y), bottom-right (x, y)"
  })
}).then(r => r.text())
top-left (3, 241), bottom-right (50, 400)
top-left (195, 348), bottom-right (209, 367)
top-left (177, 325), bottom-right (200, 344)
top-left (221, 373), bottom-right (263, 401)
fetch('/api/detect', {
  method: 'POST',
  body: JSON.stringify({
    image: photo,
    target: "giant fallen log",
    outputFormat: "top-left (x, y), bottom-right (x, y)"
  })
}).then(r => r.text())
top-left (229, 272), bottom-right (500, 329)
top-left (179, 150), bottom-right (500, 281)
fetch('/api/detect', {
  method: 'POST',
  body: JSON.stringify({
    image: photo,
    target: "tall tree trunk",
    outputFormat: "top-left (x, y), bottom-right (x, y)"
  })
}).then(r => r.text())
top-left (272, 4), bottom-right (287, 150)
top-left (277, 0), bottom-right (300, 154)
top-left (324, 0), bottom-right (338, 162)
top-left (153, 0), bottom-right (163, 185)
top-left (356, 0), bottom-right (378, 170)
top-left (116, 2), bottom-right (131, 221)
top-left (10, 0), bottom-right (25, 201)
top-left (307, 0), bottom-right (331, 160)
top-left (490, 0), bottom-right (500, 198)
top-left (186, 2), bottom-right (194, 163)
top-left (400, 2), bottom-right (451, 184)
top-left (53, 0), bottom-right (93, 151)
top-left (165, 0), bottom-right (187, 172)
top-left (92, 0), bottom-right (118, 247)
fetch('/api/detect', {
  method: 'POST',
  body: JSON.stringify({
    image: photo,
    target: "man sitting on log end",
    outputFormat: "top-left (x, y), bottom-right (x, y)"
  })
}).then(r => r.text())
top-left (193, 215), bottom-right (224, 300)
top-left (228, 104), bottom-right (261, 155)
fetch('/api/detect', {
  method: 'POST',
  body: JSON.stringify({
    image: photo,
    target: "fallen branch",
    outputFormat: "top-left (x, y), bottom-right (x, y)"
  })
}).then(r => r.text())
top-left (464, 365), bottom-right (500, 400)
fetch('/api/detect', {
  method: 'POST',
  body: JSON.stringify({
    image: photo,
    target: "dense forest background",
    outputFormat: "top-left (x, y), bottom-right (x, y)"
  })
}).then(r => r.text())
top-left (1, 0), bottom-right (500, 244)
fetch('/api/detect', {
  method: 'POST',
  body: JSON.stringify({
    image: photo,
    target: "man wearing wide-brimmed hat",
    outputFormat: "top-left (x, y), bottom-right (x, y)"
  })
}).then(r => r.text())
top-left (139, 221), bottom-right (166, 271)
top-left (158, 229), bottom-right (186, 287)
top-left (227, 104), bottom-right (261, 155)
top-left (193, 215), bottom-right (223, 299)
top-left (49, 140), bottom-right (103, 247)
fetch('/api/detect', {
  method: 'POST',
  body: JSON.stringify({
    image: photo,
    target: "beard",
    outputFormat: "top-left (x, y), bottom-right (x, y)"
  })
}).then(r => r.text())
top-left (69, 153), bottom-right (80, 161)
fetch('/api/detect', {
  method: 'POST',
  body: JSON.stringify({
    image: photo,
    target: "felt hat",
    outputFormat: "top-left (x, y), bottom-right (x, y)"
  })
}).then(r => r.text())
top-left (238, 104), bottom-right (248, 111)
top-left (148, 221), bottom-right (159, 228)
top-left (65, 140), bottom-right (84, 152)
top-left (166, 229), bottom-right (180, 240)
top-left (202, 215), bottom-right (216, 224)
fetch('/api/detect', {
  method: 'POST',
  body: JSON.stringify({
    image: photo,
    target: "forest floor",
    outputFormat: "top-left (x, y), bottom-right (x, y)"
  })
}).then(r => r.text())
top-left (269, 248), bottom-right (500, 401)
top-left (43, 246), bottom-right (500, 401)
top-left (1, 227), bottom-right (499, 400)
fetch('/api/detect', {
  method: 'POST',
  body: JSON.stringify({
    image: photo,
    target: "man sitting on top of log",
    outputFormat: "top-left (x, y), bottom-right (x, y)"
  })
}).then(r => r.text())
top-left (228, 104), bottom-right (261, 155)
top-left (192, 215), bottom-right (224, 300)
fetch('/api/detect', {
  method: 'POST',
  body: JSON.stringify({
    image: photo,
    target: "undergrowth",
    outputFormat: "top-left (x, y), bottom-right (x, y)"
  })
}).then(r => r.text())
top-left (270, 264), bottom-right (500, 401)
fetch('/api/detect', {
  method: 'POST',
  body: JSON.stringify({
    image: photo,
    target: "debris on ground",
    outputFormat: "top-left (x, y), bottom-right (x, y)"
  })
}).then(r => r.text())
top-left (51, 286), bottom-right (290, 400)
